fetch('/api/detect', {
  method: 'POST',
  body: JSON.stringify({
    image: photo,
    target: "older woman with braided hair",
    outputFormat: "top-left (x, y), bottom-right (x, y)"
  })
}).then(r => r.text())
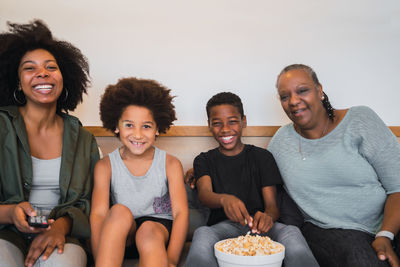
top-left (0, 20), bottom-right (99, 267)
top-left (268, 64), bottom-right (400, 267)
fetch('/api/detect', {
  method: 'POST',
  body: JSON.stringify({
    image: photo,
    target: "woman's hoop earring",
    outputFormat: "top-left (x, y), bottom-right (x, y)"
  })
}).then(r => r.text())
top-left (13, 89), bottom-right (25, 105)
top-left (62, 88), bottom-right (69, 102)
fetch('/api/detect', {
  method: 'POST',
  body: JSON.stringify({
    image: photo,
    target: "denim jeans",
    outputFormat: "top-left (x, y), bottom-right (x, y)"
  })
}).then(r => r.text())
top-left (185, 220), bottom-right (319, 267)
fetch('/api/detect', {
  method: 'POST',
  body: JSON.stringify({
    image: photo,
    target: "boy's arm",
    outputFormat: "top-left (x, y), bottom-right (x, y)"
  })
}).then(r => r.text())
top-left (184, 168), bottom-right (196, 189)
top-left (90, 157), bottom-right (111, 259)
top-left (166, 154), bottom-right (189, 267)
top-left (197, 175), bottom-right (252, 226)
top-left (251, 186), bottom-right (279, 234)
top-left (262, 186), bottom-right (279, 221)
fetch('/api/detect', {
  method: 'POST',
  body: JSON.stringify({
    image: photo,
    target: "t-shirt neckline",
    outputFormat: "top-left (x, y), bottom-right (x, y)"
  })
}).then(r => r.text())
top-left (292, 107), bottom-right (353, 142)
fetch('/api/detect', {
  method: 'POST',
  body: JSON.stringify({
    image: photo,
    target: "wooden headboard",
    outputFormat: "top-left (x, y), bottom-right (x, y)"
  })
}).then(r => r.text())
top-left (87, 125), bottom-right (399, 171)
top-left (85, 126), bottom-right (400, 137)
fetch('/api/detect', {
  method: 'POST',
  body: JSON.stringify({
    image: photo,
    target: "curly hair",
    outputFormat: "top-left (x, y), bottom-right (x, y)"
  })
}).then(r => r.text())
top-left (100, 77), bottom-right (177, 135)
top-left (276, 64), bottom-right (335, 120)
top-left (206, 92), bottom-right (244, 119)
top-left (0, 19), bottom-right (90, 112)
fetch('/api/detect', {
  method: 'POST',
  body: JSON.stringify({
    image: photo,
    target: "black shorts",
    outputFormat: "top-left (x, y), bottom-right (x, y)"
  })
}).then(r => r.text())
top-left (125, 216), bottom-right (173, 259)
top-left (135, 216), bottom-right (173, 235)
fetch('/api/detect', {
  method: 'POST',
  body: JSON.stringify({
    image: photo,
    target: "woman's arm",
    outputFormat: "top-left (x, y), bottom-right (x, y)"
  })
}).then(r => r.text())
top-left (90, 157), bottom-right (112, 259)
top-left (380, 192), bottom-right (400, 237)
top-left (166, 154), bottom-right (189, 267)
top-left (356, 108), bottom-right (400, 266)
top-left (0, 202), bottom-right (40, 232)
top-left (372, 192), bottom-right (400, 266)
top-left (0, 205), bottom-right (15, 224)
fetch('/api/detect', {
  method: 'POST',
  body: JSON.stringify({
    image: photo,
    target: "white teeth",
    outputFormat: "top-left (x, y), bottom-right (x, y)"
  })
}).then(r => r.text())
top-left (34, 84), bottom-right (53, 89)
top-left (130, 141), bottom-right (144, 146)
top-left (221, 136), bottom-right (234, 143)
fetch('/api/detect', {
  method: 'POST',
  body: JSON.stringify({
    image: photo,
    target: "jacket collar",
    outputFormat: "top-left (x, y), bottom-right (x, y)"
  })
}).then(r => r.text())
top-left (0, 105), bottom-right (20, 118)
top-left (0, 105), bottom-right (83, 202)
top-left (59, 113), bottom-right (81, 202)
top-left (0, 106), bottom-right (31, 156)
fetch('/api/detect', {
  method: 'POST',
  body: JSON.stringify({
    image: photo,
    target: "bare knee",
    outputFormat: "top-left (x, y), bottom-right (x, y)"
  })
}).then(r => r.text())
top-left (135, 221), bottom-right (168, 253)
top-left (107, 204), bottom-right (134, 229)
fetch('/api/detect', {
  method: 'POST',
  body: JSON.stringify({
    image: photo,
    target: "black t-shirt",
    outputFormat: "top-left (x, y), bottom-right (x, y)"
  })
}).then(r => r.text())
top-left (194, 144), bottom-right (282, 225)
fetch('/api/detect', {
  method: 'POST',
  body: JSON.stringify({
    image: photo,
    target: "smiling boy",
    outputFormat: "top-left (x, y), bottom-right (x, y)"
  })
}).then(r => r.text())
top-left (185, 92), bottom-right (318, 267)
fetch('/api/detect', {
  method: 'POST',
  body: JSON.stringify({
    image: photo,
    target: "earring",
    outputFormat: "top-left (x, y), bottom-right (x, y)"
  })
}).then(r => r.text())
top-left (13, 85), bottom-right (25, 105)
top-left (321, 95), bottom-right (325, 101)
top-left (62, 88), bottom-right (69, 102)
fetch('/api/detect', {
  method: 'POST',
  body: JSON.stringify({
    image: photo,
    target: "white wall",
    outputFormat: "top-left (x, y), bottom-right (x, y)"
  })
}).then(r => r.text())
top-left (1, 0), bottom-right (399, 126)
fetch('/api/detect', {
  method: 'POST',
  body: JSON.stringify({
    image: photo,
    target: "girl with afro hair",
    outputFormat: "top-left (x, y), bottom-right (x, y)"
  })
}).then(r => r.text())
top-left (91, 77), bottom-right (188, 267)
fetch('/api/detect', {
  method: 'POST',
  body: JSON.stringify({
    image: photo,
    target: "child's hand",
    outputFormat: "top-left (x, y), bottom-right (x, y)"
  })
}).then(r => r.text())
top-left (250, 211), bottom-right (274, 234)
top-left (221, 194), bottom-right (252, 226)
top-left (184, 168), bottom-right (196, 189)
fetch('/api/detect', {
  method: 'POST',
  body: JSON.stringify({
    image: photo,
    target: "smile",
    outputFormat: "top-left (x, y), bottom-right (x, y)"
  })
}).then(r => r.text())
top-left (130, 140), bottom-right (146, 146)
top-left (292, 109), bottom-right (306, 116)
top-left (33, 84), bottom-right (54, 93)
top-left (220, 136), bottom-right (234, 144)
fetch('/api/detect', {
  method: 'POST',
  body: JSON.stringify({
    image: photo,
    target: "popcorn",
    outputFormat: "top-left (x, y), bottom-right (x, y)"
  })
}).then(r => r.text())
top-left (215, 232), bottom-right (284, 256)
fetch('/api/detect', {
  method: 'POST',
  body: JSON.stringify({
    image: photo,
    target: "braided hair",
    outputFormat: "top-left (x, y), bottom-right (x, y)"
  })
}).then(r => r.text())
top-left (321, 91), bottom-right (335, 120)
top-left (276, 64), bottom-right (335, 120)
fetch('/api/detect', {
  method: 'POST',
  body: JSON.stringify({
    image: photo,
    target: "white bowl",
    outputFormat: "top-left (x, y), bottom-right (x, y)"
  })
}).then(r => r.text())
top-left (214, 239), bottom-right (285, 267)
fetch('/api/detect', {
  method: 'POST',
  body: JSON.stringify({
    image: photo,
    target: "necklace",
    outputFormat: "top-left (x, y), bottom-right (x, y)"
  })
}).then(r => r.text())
top-left (298, 117), bottom-right (330, 161)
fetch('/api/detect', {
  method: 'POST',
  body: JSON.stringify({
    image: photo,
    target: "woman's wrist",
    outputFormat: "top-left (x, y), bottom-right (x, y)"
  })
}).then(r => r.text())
top-left (375, 230), bottom-right (394, 241)
top-left (3, 204), bottom-right (17, 224)
top-left (51, 216), bottom-right (72, 236)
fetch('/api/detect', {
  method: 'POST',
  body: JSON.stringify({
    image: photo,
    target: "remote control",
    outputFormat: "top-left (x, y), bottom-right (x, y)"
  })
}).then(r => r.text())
top-left (28, 215), bottom-right (49, 228)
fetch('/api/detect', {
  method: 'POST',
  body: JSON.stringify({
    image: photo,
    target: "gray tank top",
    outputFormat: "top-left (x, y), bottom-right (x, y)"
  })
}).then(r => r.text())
top-left (109, 147), bottom-right (172, 220)
top-left (29, 156), bottom-right (61, 214)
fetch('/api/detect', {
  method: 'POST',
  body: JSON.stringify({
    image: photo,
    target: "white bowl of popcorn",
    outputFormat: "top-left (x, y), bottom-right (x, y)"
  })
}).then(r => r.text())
top-left (214, 234), bottom-right (285, 267)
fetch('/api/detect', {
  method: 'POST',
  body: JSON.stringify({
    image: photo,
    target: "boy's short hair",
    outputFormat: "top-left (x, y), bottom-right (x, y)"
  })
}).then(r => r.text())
top-left (206, 92), bottom-right (244, 118)
top-left (100, 77), bottom-right (176, 135)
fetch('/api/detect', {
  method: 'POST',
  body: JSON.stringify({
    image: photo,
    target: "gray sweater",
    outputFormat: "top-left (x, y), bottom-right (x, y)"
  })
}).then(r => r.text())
top-left (268, 106), bottom-right (400, 234)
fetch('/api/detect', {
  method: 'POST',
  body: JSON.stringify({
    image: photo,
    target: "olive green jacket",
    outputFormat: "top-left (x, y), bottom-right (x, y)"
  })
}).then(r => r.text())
top-left (0, 105), bottom-right (99, 240)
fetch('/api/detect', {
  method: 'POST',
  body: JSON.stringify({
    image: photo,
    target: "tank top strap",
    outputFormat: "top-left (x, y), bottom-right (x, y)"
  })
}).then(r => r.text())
top-left (108, 148), bottom-right (123, 174)
top-left (152, 146), bottom-right (166, 180)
